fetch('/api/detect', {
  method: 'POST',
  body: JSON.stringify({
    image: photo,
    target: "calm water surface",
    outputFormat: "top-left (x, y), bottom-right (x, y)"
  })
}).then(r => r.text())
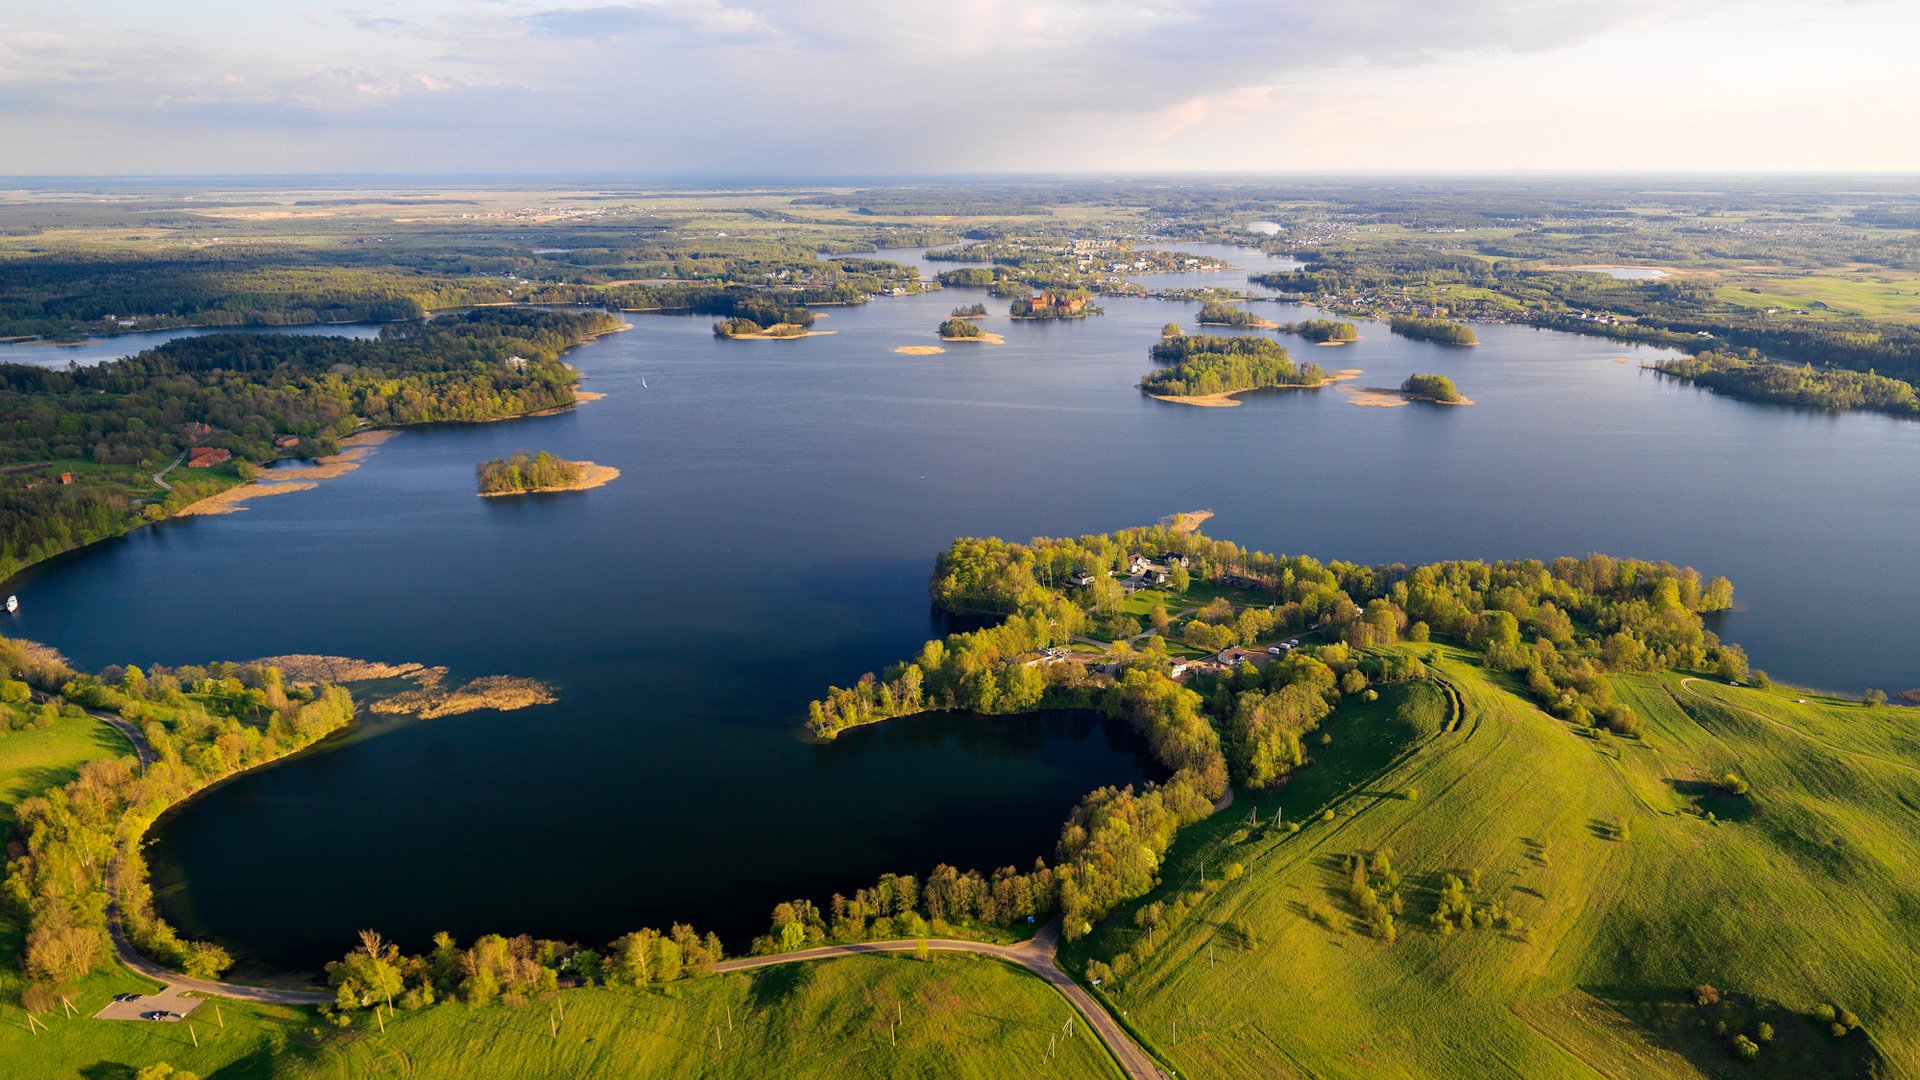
top-left (5, 244), bottom-right (1917, 972)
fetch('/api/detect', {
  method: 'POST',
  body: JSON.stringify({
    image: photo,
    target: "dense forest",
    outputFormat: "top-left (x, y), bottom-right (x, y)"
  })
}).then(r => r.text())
top-left (0, 308), bottom-right (617, 580)
top-left (1281, 319), bottom-right (1360, 343)
top-left (1655, 350), bottom-right (1920, 415)
top-left (1388, 315), bottom-right (1478, 346)
top-left (476, 451), bottom-right (586, 494)
top-left (1196, 301), bottom-right (1270, 328)
top-left (1140, 334), bottom-right (1326, 398)
top-left (1401, 373), bottom-right (1464, 402)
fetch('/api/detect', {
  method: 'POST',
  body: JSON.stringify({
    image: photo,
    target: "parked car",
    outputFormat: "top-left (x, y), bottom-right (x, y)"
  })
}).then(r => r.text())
top-left (112, 993), bottom-right (141, 1003)
top-left (141, 1010), bottom-right (179, 1021)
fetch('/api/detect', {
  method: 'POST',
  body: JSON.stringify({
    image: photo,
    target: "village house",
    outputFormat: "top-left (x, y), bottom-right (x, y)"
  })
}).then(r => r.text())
top-left (1024, 291), bottom-right (1087, 317)
top-left (1069, 570), bottom-right (1096, 588)
top-left (181, 422), bottom-right (214, 444)
top-left (273, 435), bottom-right (301, 450)
top-left (59, 472), bottom-right (73, 485)
top-left (187, 447), bottom-right (232, 468)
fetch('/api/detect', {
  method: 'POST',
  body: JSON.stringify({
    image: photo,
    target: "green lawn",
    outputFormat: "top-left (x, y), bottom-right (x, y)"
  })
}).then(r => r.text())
top-left (1717, 274), bottom-right (1920, 324)
top-left (277, 953), bottom-right (1121, 1080)
top-left (0, 711), bottom-right (129, 831)
top-left (1093, 655), bottom-right (1918, 1078)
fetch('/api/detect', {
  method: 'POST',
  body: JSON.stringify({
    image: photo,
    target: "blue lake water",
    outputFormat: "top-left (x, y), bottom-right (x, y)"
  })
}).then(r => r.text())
top-left (4, 243), bottom-right (1916, 972)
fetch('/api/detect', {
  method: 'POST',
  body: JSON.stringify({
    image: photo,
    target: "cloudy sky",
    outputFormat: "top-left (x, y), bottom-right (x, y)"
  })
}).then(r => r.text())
top-left (3, 0), bottom-right (1916, 175)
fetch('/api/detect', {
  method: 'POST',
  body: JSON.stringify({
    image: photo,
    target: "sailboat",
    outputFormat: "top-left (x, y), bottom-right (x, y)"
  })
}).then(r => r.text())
top-left (4, 595), bottom-right (16, 614)
top-left (642, 376), bottom-right (649, 389)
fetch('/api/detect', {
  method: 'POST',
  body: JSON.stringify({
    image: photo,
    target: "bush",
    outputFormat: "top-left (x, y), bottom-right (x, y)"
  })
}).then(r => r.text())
top-left (1864, 688), bottom-right (1887, 706)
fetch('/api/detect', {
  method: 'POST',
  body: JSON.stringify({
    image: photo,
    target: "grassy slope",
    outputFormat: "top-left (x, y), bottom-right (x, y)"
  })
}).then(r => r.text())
top-left (0, 711), bottom-right (128, 831)
top-left (1101, 652), bottom-right (1919, 1079)
top-left (277, 954), bottom-right (1121, 1080)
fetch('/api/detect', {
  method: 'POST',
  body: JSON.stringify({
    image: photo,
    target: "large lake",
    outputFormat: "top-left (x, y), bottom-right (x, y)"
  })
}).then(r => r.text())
top-left (5, 243), bottom-right (1918, 972)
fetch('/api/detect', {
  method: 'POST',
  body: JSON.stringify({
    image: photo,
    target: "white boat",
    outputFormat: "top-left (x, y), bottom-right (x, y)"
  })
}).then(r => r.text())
top-left (642, 377), bottom-right (649, 389)
top-left (4, 595), bottom-right (15, 614)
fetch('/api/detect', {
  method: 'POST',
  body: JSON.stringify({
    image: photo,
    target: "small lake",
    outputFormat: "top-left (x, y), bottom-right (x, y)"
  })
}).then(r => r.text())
top-left (6, 244), bottom-right (1919, 973)
top-left (0, 322), bottom-right (385, 369)
top-left (1566, 266), bottom-right (1672, 281)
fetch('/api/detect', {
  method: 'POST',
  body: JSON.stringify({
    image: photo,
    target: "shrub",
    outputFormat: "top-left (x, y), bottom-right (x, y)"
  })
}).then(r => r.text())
top-left (1734, 1034), bottom-right (1759, 1059)
top-left (1694, 984), bottom-right (1721, 1006)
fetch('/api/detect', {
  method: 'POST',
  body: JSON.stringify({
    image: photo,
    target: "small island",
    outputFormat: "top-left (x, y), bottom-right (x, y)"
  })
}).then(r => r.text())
top-left (1010, 289), bottom-right (1097, 319)
top-left (1400, 372), bottom-right (1470, 404)
top-left (1388, 315), bottom-right (1477, 346)
top-left (1281, 318), bottom-right (1360, 344)
top-left (1141, 334), bottom-right (1332, 406)
top-left (712, 317), bottom-right (831, 340)
top-left (950, 303), bottom-right (988, 318)
top-left (1196, 300), bottom-right (1277, 329)
top-left (476, 450), bottom-right (620, 496)
top-left (939, 317), bottom-right (1003, 343)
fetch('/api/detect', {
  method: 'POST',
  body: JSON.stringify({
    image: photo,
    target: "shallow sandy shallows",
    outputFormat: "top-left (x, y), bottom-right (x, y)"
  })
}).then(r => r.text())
top-left (1165, 509), bottom-right (1214, 535)
top-left (478, 462), bottom-right (620, 497)
top-left (895, 345), bottom-right (946, 356)
top-left (942, 331), bottom-right (1006, 344)
top-left (723, 328), bottom-right (837, 340)
top-left (1338, 384), bottom-right (1477, 408)
top-left (253, 654), bottom-right (558, 720)
top-left (177, 429), bottom-right (395, 516)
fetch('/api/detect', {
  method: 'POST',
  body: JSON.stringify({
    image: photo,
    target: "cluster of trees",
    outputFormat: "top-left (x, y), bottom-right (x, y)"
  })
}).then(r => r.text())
top-left (754, 863), bottom-right (1059, 955)
top-left (0, 308), bottom-right (614, 579)
top-left (326, 922), bottom-right (725, 1016)
top-left (1429, 868), bottom-right (1523, 936)
top-left (1388, 316), bottom-right (1478, 346)
top-left (1656, 350), bottom-right (1919, 415)
top-left (951, 303), bottom-right (988, 317)
top-left (1401, 373), bottom-right (1463, 402)
top-left (1141, 334), bottom-right (1326, 398)
top-left (3, 650), bottom-right (354, 996)
top-left (938, 318), bottom-right (986, 339)
top-left (1195, 302), bottom-right (1269, 328)
top-left (475, 451), bottom-right (585, 494)
top-left (712, 317), bottom-right (806, 338)
top-left (1281, 319), bottom-right (1360, 343)
top-left (1393, 555), bottom-right (1742, 734)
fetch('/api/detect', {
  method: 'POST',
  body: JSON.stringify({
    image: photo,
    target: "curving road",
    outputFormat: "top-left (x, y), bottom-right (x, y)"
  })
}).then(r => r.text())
top-left (710, 919), bottom-right (1165, 1080)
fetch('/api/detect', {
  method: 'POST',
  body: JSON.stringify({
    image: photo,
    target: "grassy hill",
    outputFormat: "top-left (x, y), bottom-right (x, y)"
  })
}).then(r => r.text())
top-left (1083, 650), bottom-right (1915, 1078)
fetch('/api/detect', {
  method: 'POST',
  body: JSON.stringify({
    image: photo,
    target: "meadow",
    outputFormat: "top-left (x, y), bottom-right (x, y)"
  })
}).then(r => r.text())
top-left (1097, 652), bottom-right (1915, 1078)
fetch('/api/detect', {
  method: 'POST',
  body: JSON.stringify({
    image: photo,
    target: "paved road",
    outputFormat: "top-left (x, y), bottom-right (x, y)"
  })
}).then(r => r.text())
top-left (152, 452), bottom-right (184, 492)
top-left (67, 702), bottom-right (336, 1006)
top-left (711, 919), bottom-right (1165, 1080)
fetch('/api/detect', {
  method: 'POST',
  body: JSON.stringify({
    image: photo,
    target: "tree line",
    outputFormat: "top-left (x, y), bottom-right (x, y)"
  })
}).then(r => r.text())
top-left (1388, 316), bottom-right (1478, 346)
top-left (1655, 349), bottom-right (1919, 415)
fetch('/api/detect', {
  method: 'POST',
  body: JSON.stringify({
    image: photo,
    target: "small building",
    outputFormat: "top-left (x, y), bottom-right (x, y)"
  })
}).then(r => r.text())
top-left (1161, 553), bottom-right (1190, 568)
top-left (187, 447), bottom-right (232, 468)
top-left (273, 435), bottom-right (301, 450)
top-left (59, 472), bottom-right (73, 485)
top-left (1069, 570), bottom-right (1096, 588)
top-left (181, 422), bottom-right (214, 444)
top-left (505, 355), bottom-right (529, 372)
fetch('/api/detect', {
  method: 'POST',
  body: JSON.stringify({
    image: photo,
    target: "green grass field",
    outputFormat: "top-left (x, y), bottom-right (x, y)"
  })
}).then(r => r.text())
top-left (0, 712), bottom-right (128, 830)
top-left (1717, 274), bottom-right (1920, 324)
top-left (278, 953), bottom-right (1119, 1080)
top-left (1097, 652), bottom-right (1917, 1078)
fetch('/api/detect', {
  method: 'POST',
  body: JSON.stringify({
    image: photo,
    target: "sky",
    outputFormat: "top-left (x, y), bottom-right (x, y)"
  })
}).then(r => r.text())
top-left (2, 0), bottom-right (1917, 175)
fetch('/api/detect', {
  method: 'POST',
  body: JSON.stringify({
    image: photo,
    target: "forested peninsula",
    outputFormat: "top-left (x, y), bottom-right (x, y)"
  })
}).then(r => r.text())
top-left (804, 524), bottom-right (1746, 944)
top-left (0, 308), bottom-right (620, 580)
top-left (1655, 350), bottom-right (1920, 415)
top-left (1388, 316), bottom-right (1478, 346)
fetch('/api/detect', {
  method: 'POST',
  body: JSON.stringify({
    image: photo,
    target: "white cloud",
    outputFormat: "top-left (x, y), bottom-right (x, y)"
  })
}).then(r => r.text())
top-left (0, 0), bottom-right (1915, 173)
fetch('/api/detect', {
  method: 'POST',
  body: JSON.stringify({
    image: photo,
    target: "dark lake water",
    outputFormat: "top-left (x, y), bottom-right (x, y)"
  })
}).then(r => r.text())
top-left (5, 243), bottom-right (1918, 972)
top-left (0, 321), bottom-right (385, 368)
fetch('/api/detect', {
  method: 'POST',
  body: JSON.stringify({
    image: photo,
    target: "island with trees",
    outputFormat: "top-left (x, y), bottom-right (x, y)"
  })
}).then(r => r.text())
top-left (939, 318), bottom-right (1003, 343)
top-left (1400, 373), bottom-right (1469, 404)
top-left (950, 303), bottom-right (989, 318)
top-left (1196, 301), bottom-right (1277, 329)
top-left (1140, 334), bottom-right (1331, 405)
top-left (1388, 315), bottom-right (1478, 346)
top-left (476, 450), bottom-right (619, 496)
top-left (1280, 319), bottom-right (1360, 343)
